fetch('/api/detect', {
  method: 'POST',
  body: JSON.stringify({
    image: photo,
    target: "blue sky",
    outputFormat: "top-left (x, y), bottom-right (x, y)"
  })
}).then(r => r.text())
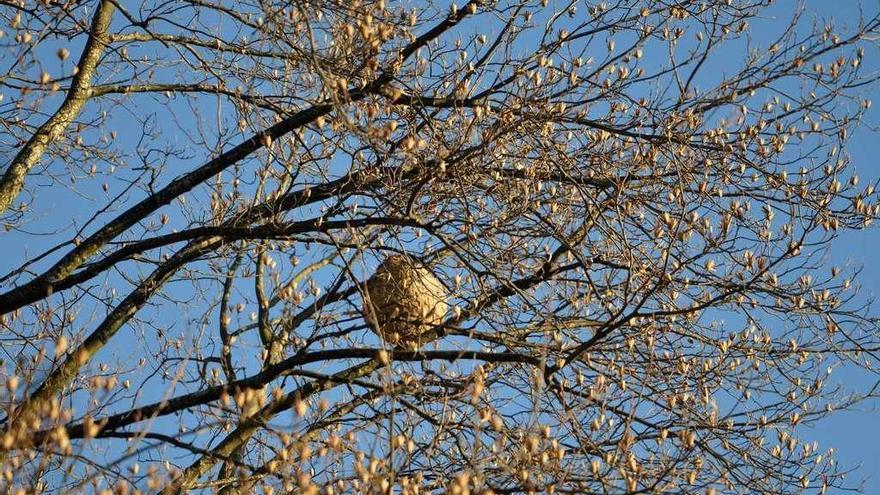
top-left (2, 0), bottom-right (880, 492)
top-left (771, 0), bottom-right (880, 491)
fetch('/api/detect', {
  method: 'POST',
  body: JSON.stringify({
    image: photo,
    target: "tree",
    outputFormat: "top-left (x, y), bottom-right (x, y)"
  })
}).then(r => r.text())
top-left (0, 0), bottom-right (879, 493)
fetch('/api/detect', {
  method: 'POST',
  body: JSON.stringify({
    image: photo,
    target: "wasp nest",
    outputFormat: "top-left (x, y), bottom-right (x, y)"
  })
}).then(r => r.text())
top-left (363, 255), bottom-right (448, 347)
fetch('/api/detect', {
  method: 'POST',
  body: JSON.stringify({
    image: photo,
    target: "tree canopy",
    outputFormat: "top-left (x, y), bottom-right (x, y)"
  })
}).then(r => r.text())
top-left (1, 1), bottom-right (879, 494)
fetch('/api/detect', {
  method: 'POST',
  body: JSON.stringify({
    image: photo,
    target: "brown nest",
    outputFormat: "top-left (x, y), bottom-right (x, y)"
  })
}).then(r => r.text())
top-left (362, 254), bottom-right (448, 347)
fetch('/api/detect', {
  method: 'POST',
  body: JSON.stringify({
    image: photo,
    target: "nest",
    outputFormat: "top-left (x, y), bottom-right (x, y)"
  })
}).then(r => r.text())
top-left (363, 255), bottom-right (448, 347)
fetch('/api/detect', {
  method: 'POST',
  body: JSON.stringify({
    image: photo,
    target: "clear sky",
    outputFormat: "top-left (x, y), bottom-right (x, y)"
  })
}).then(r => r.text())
top-left (1, 1), bottom-right (879, 492)
top-left (774, 1), bottom-right (880, 492)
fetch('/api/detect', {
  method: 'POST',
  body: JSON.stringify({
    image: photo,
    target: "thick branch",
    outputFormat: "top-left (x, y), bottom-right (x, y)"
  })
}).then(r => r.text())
top-left (0, 0), bottom-right (114, 212)
top-left (26, 349), bottom-right (538, 446)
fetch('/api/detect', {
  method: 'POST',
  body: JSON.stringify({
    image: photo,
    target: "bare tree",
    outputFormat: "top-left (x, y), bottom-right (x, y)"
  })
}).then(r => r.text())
top-left (1, 0), bottom-right (879, 493)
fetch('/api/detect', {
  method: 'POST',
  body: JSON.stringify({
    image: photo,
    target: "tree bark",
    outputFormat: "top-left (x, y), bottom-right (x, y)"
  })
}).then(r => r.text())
top-left (0, 0), bottom-right (115, 212)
